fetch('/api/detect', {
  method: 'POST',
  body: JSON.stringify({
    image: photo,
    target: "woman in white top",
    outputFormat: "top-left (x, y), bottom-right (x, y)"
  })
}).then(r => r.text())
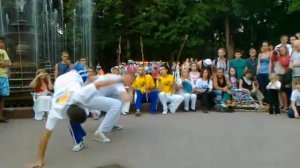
top-left (194, 69), bottom-right (214, 113)
top-left (189, 62), bottom-right (200, 86)
top-left (177, 68), bottom-right (197, 111)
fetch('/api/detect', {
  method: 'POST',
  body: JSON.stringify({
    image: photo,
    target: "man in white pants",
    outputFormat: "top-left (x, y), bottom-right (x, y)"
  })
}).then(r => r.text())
top-left (92, 73), bottom-right (135, 143)
top-left (157, 64), bottom-right (184, 114)
top-left (26, 63), bottom-right (133, 168)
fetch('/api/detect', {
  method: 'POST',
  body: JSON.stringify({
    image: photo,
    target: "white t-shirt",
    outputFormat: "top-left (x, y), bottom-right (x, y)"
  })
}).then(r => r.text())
top-left (195, 78), bottom-right (213, 90)
top-left (46, 70), bottom-right (97, 130)
top-left (290, 89), bottom-right (300, 106)
top-left (290, 51), bottom-right (300, 77)
top-left (93, 74), bottom-right (126, 97)
top-left (266, 81), bottom-right (281, 90)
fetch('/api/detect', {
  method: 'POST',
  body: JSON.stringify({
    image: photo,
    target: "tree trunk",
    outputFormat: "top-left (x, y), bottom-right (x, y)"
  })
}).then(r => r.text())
top-left (126, 38), bottom-right (131, 60)
top-left (225, 14), bottom-right (234, 59)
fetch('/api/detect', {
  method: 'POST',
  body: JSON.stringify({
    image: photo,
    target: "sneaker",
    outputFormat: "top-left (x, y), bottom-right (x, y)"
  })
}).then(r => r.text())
top-left (94, 130), bottom-right (111, 143)
top-left (72, 141), bottom-right (84, 152)
top-left (190, 108), bottom-right (196, 112)
top-left (162, 111), bottom-right (167, 115)
top-left (92, 113), bottom-right (100, 120)
top-left (202, 109), bottom-right (209, 113)
top-left (135, 111), bottom-right (141, 117)
top-left (121, 112), bottom-right (128, 115)
top-left (214, 104), bottom-right (225, 112)
top-left (220, 103), bottom-right (228, 108)
top-left (112, 125), bottom-right (123, 131)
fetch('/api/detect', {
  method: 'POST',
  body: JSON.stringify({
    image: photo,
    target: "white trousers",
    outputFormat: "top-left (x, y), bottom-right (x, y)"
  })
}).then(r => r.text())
top-left (158, 92), bottom-right (184, 113)
top-left (33, 94), bottom-right (51, 120)
top-left (181, 93), bottom-right (197, 111)
top-left (121, 101), bottom-right (131, 113)
top-left (85, 96), bottom-right (122, 132)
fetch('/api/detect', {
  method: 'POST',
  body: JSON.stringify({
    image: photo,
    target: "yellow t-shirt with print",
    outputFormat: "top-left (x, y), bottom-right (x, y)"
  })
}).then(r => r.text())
top-left (132, 74), bottom-right (155, 93)
top-left (0, 49), bottom-right (10, 77)
top-left (157, 75), bottom-right (174, 93)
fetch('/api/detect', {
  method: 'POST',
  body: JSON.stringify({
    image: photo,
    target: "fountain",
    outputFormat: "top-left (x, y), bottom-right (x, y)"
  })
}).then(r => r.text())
top-left (0, 0), bottom-right (94, 110)
top-left (71, 0), bottom-right (93, 64)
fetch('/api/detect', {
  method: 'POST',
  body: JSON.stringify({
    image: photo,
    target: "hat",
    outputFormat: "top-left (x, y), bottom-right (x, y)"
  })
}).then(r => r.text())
top-left (203, 59), bottom-right (212, 66)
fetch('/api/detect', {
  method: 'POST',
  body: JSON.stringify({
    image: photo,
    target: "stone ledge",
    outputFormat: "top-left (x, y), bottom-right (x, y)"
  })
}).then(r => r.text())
top-left (4, 102), bottom-right (202, 119)
top-left (4, 107), bottom-right (34, 119)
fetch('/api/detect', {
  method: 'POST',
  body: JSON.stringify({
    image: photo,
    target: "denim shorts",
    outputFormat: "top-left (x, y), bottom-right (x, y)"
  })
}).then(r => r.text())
top-left (0, 76), bottom-right (10, 97)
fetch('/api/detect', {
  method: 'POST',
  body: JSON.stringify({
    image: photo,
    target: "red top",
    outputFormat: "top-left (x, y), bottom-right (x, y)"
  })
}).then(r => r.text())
top-left (273, 54), bottom-right (291, 72)
top-left (152, 71), bottom-right (159, 78)
top-left (35, 87), bottom-right (47, 93)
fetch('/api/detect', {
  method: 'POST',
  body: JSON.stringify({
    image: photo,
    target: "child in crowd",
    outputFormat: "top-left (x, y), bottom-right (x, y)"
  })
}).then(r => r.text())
top-left (29, 69), bottom-right (53, 120)
top-left (228, 67), bottom-right (239, 90)
top-left (288, 79), bottom-right (300, 119)
top-left (266, 73), bottom-right (281, 115)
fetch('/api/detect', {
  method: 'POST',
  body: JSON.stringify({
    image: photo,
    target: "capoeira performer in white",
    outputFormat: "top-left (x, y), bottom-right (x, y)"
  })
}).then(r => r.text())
top-left (92, 73), bottom-right (135, 143)
top-left (26, 63), bottom-right (134, 168)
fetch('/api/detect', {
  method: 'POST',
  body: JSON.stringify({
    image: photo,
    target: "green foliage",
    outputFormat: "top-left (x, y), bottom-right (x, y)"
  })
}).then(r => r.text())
top-left (62, 0), bottom-right (300, 67)
top-left (288, 0), bottom-right (300, 13)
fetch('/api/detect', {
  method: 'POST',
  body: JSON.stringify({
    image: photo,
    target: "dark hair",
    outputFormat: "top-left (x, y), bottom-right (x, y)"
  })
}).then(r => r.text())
top-left (229, 67), bottom-right (237, 78)
top-left (244, 69), bottom-right (253, 81)
top-left (66, 104), bottom-right (87, 124)
top-left (216, 67), bottom-right (224, 72)
top-left (0, 36), bottom-right (5, 43)
top-left (200, 68), bottom-right (211, 79)
top-left (160, 64), bottom-right (170, 73)
top-left (234, 49), bottom-right (243, 54)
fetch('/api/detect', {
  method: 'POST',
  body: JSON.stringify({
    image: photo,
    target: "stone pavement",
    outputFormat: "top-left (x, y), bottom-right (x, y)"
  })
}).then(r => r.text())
top-left (1, 111), bottom-right (300, 168)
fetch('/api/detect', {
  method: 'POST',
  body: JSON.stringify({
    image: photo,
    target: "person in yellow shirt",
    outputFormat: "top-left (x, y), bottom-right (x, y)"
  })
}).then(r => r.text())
top-left (0, 37), bottom-right (10, 123)
top-left (157, 64), bottom-right (184, 115)
top-left (132, 66), bottom-right (158, 116)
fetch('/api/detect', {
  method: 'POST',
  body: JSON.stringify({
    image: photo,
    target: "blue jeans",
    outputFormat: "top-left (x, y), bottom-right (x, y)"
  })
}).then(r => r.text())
top-left (213, 90), bottom-right (230, 104)
top-left (135, 90), bottom-right (158, 113)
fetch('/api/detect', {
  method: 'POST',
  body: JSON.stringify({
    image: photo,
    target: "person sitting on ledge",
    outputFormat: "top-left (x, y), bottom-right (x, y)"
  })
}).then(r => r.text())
top-left (132, 65), bottom-right (158, 116)
top-left (157, 64), bottom-right (184, 115)
top-left (213, 68), bottom-right (231, 111)
top-left (288, 79), bottom-right (300, 119)
top-left (29, 69), bottom-right (53, 121)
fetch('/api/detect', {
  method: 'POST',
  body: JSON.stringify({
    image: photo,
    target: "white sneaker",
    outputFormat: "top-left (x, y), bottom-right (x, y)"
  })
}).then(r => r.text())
top-left (121, 112), bottom-right (128, 115)
top-left (112, 125), bottom-right (123, 131)
top-left (162, 111), bottom-right (167, 115)
top-left (220, 103), bottom-right (228, 108)
top-left (93, 130), bottom-right (111, 143)
top-left (72, 141), bottom-right (84, 152)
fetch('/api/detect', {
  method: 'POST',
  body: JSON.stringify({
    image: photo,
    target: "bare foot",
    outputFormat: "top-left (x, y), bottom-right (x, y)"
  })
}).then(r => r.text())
top-left (26, 161), bottom-right (44, 168)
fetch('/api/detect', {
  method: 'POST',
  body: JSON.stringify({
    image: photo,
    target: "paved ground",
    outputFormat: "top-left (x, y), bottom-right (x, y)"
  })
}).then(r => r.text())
top-left (1, 111), bottom-right (300, 168)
